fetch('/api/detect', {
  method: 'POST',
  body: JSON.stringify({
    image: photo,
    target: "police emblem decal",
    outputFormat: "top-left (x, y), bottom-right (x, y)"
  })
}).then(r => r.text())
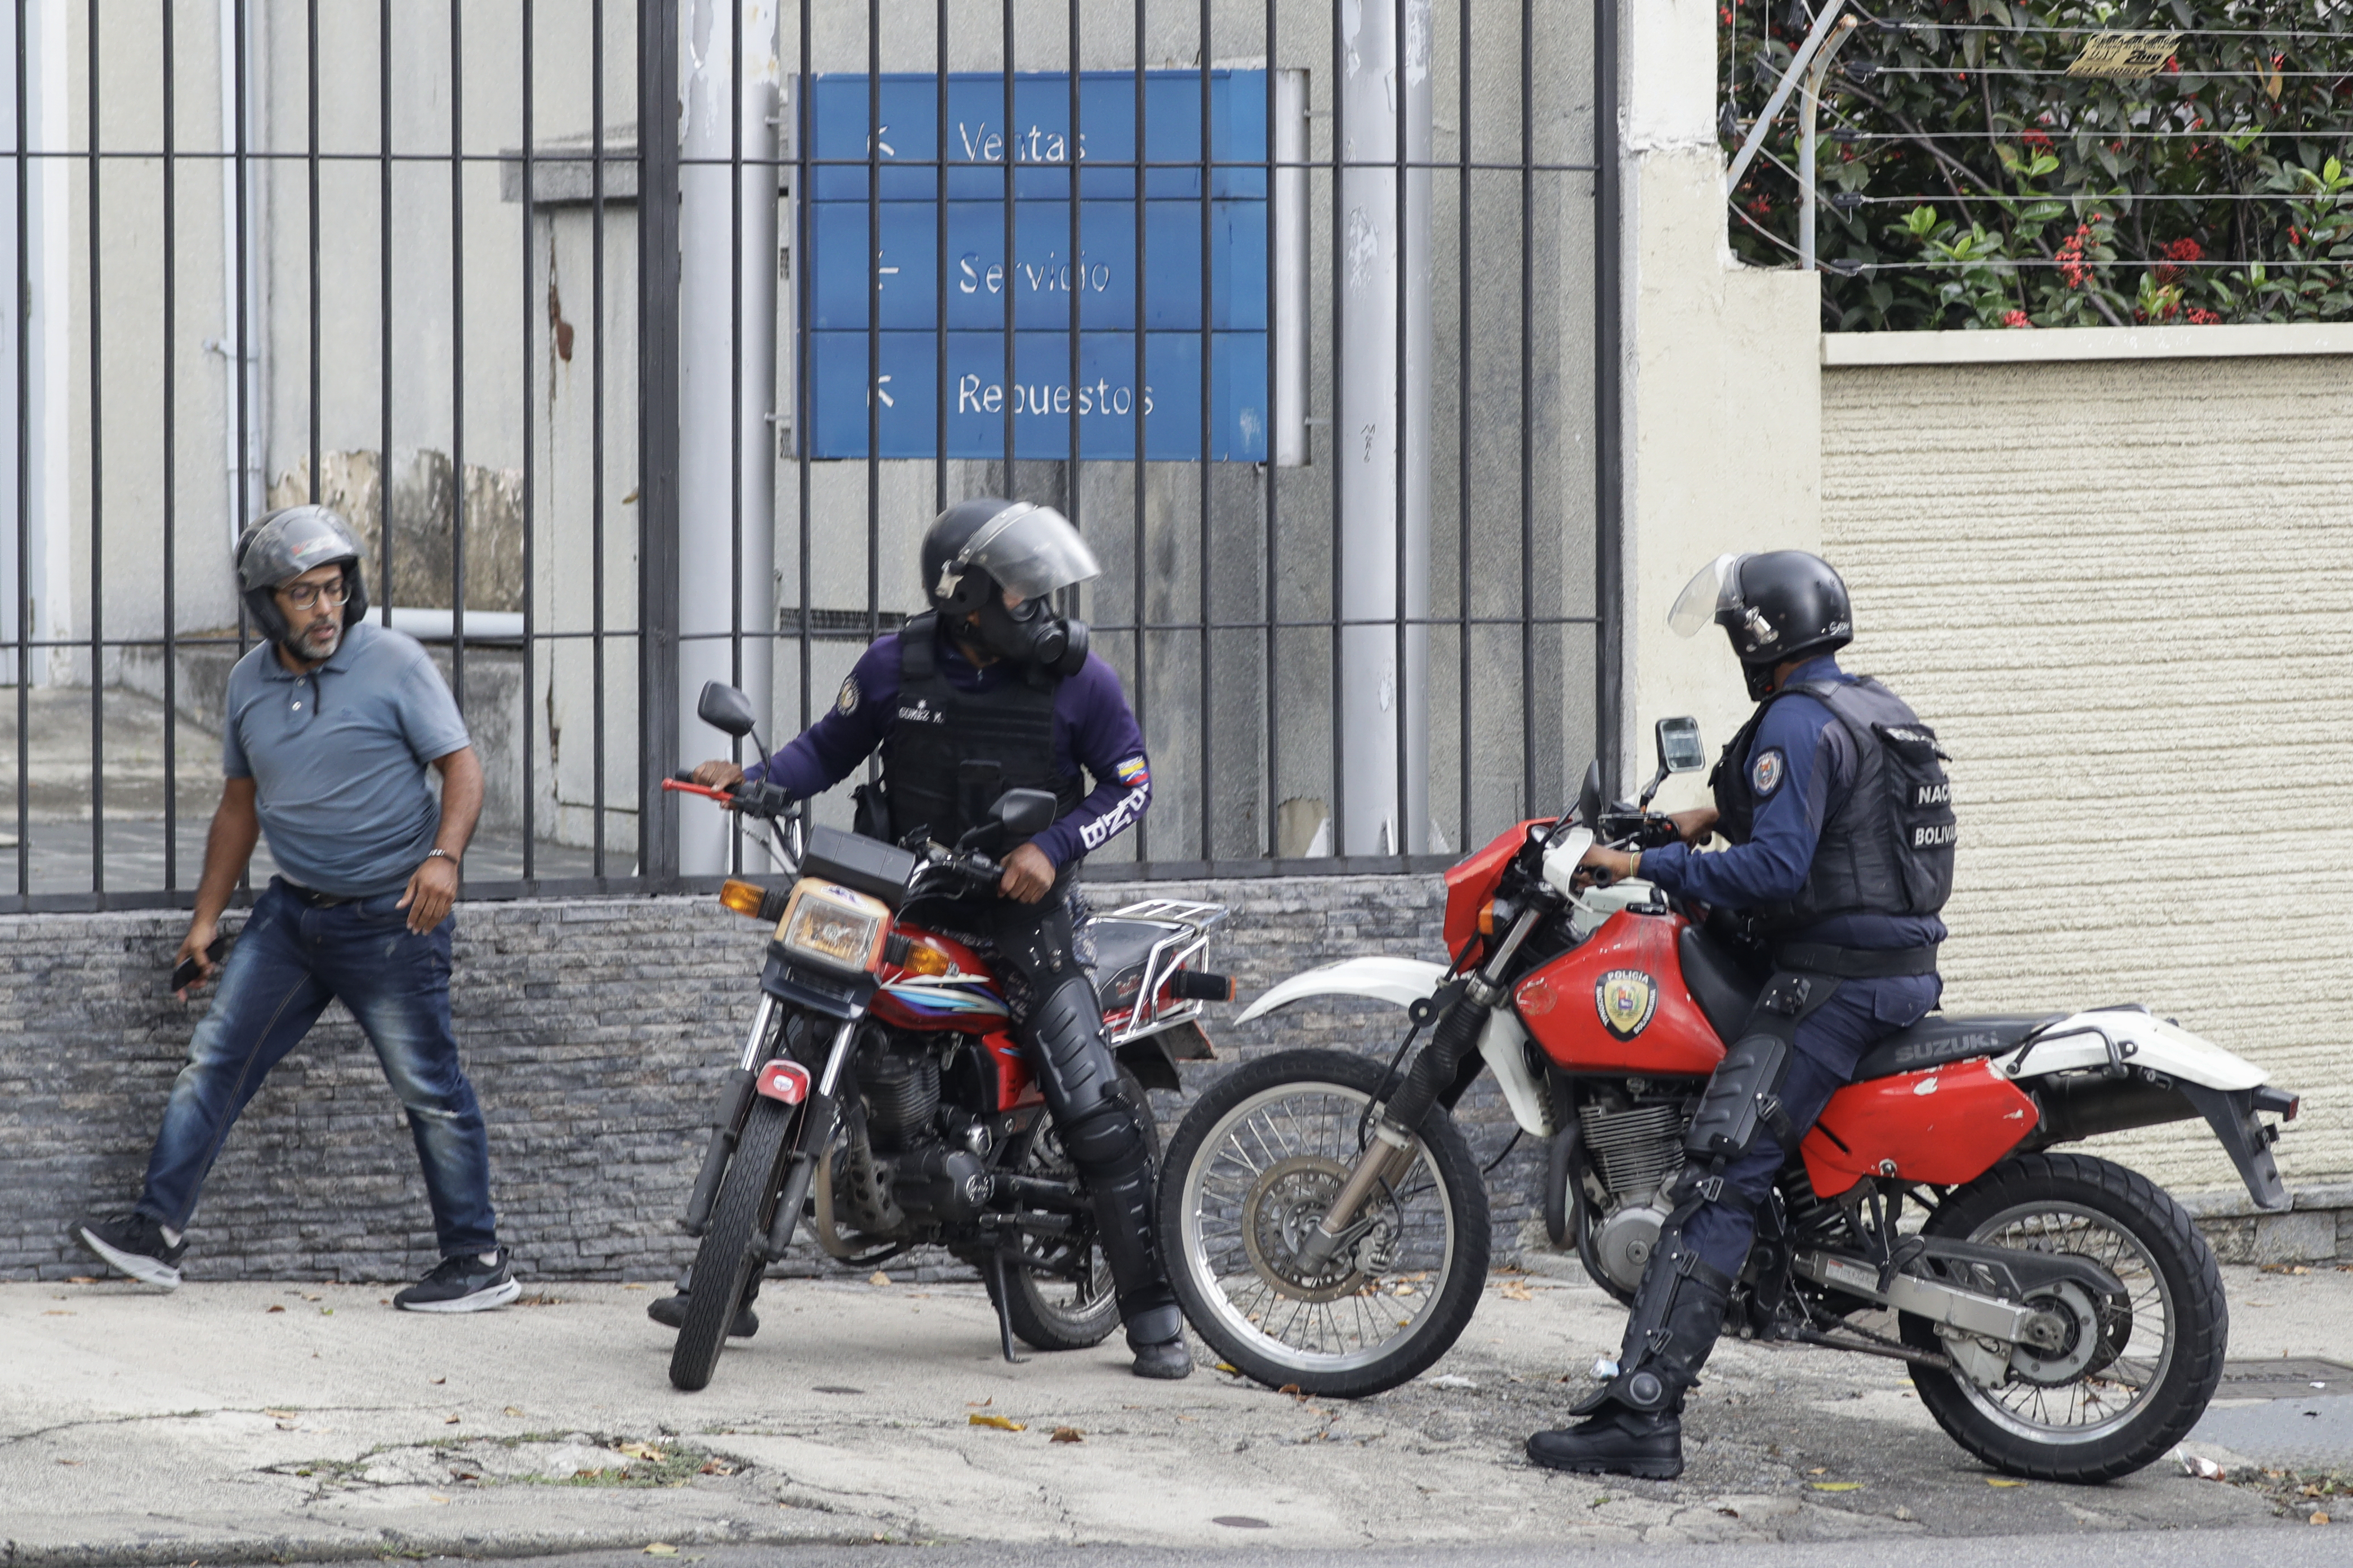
top-left (835, 676), bottom-right (860, 716)
top-left (1594, 968), bottom-right (1659, 1041)
top-left (1750, 747), bottom-right (1785, 798)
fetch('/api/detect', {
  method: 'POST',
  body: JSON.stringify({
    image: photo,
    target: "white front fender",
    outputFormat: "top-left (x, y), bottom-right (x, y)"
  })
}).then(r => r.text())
top-left (1236, 957), bottom-right (1449, 1022)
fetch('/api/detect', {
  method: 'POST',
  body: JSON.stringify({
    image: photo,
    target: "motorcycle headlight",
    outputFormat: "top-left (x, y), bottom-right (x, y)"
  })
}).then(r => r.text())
top-left (774, 879), bottom-right (891, 973)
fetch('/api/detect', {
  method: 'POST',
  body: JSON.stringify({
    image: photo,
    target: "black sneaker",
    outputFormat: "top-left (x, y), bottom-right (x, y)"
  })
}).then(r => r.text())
top-left (394, 1246), bottom-right (522, 1313)
top-left (646, 1290), bottom-right (759, 1338)
top-left (74, 1212), bottom-right (187, 1289)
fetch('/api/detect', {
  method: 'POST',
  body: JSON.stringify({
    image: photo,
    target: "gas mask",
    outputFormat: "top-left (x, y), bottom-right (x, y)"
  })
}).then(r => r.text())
top-left (972, 592), bottom-right (1090, 677)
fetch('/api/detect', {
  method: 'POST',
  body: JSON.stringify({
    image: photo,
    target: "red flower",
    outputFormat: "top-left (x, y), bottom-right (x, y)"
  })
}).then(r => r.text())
top-left (2154, 236), bottom-right (2203, 285)
top-left (2022, 129), bottom-right (2053, 150)
top-left (2003, 309), bottom-right (2031, 328)
top-left (2186, 307), bottom-right (2221, 325)
top-left (2055, 222), bottom-right (2095, 289)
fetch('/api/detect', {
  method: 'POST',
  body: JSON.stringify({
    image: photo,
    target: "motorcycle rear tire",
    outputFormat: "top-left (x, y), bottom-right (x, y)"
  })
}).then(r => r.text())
top-left (999, 1067), bottom-right (1161, 1352)
top-left (1898, 1151), bottom-right (2226, 1482)
top-left (669, 1095), bottom-right (796, 1392)
top-left (1158, 1048), bottom-right (1489, 1399)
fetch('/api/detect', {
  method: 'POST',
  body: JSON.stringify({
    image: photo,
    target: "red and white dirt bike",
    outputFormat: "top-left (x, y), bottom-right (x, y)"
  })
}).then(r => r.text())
top-left (661, 682), bottom-right (1231, 1392)
top-left (1157, 717), bottom-right (2301, 1481)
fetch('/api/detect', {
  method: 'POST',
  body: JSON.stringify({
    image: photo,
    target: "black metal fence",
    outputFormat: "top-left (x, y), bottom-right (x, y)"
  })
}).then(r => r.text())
top-left (0, 0), bottom-right (1616, 913)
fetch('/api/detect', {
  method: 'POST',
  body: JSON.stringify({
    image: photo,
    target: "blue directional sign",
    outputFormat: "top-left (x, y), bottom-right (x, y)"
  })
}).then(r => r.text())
top-left (804, 70), bottom-right (1271, 461)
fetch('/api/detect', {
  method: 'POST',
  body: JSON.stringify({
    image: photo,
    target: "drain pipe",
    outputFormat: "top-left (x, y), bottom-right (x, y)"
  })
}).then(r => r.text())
top-left (675, 0), bottom-right (781, 876)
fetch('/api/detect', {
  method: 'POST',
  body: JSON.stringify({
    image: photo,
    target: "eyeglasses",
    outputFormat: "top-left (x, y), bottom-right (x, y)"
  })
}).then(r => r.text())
top-left (278, 578), bottom-right (351, 610)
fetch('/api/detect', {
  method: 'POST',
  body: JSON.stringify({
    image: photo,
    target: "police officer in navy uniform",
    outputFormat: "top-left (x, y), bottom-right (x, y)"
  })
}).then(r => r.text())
top-left (1526, 550), bottom-right (1956, 1477)
top-left (649, 498), bottom-right (1189, 1379)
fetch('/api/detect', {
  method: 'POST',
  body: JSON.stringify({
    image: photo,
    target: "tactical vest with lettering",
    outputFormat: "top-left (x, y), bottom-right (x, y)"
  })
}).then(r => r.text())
top-left (880, 611), bottom-right (1082, 850)
top-left (1709, 674), bottom-right (1956, 934)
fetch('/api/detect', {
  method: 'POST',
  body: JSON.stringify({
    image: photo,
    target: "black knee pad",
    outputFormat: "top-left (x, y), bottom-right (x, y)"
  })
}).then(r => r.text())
top-left (1059, 1094), bottom-right (1145, 1175)
top-left (1686, 972), bottom-right (1837, 1161)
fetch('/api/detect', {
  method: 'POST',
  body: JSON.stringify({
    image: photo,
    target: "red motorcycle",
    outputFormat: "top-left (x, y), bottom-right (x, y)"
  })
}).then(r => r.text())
top-left (1158, 716), bottom-right (2301, 1481)
top-left (662, 683), bottom-right (1231, 1391)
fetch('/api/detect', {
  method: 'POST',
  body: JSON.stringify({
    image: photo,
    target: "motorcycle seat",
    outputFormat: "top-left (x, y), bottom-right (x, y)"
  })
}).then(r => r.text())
top-left (1853, 1014), bottom-right (2065, 1080)
top-left (1086, 915), bottom-right (1187, 1012)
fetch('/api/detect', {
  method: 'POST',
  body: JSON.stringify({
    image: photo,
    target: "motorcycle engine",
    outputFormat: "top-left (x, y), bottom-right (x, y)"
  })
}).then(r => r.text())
top-left (861, 1042), bottom-right (941, 1151)
top-left (1579, 1099), bottom-right (1687, 1295)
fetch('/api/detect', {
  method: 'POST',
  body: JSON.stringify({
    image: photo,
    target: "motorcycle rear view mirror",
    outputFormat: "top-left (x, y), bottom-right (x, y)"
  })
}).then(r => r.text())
top-left (696, 681), bottom-right (759, 739)
top-left (1576, 760), bottom-right (1605, 830)
top-left (992, 788), bottom-right (1059, 841)
top-left (1638, 714), bottom-right (1706, 809)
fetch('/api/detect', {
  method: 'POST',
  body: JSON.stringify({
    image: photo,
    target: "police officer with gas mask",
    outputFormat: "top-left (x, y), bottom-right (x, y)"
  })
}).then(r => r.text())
top-left (648, 498), bottom-right (1188, 1379)
top-left (1525, 550), bottom-right (1956, 1477)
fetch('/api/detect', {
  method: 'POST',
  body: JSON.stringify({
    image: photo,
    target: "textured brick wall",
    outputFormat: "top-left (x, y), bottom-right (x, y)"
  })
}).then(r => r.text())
top-left (1822, 353), bottom-right (2353, 1194)
top-left (0, 875), bottom-right (1548, 1284)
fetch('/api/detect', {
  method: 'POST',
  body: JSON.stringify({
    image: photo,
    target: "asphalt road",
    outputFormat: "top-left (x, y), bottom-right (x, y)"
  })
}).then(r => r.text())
top-left (3, 1263), bottom-right (2346, 1564)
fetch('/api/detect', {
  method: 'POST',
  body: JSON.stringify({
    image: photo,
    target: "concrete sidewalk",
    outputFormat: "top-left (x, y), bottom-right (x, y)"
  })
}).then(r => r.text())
top-left (2, 1266), bottom-right (2347, 1563)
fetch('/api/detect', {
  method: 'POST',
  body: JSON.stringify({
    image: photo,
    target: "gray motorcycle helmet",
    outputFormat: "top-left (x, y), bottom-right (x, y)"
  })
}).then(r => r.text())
top-left (235, 506), bottom-right (369, 646)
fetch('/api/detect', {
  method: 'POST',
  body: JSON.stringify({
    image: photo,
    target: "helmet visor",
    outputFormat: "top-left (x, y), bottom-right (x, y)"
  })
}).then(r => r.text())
top-left (1668, 552), bottom-right (1749, 638)
top-left (957, 503), bottom-right (1100, 601)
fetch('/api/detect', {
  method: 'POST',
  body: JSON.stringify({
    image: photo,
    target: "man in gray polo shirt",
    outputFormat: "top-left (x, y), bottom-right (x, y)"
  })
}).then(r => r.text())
top-left (75, 507), bottom-right (517, 1312)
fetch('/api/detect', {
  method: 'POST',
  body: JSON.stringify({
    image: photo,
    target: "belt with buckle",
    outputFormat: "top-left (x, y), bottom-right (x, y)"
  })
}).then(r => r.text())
top-left (280, 879), bottom-right (359, 909)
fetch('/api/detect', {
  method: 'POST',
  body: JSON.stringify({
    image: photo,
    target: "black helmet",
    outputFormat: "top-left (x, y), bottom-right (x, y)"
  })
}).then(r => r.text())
top-left (1670, 550), bottom-right (1852, 698)
top-left (918, 498), bottom-right (1099, 675)
top-left (235, 505), bottom-right (369, 646)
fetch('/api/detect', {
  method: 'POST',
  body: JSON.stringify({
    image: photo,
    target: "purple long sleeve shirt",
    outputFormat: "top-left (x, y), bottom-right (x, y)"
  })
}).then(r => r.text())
top-left (747, 624), bottom-right (1152, 870)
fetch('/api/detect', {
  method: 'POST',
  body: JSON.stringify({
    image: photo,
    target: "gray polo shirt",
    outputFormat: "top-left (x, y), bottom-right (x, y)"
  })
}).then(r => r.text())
top-left (222, 620), bottom-right (473, 897)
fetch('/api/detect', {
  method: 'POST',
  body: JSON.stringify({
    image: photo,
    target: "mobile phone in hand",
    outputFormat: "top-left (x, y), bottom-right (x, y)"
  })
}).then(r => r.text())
top-left (170, 937), bottom-right (225, 994)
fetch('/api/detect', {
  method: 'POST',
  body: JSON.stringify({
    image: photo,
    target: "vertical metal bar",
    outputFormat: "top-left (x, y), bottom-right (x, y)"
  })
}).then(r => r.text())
top-left (306, 0), bottom-right (319, 497)
top-left (1128, 0), bottom-right (1144, 864)
top-left (449, 0), bottom-right (466, 727)
top-left (1593, 0), bottom-right (1623, 789)
top-left (1457, 0), bottom-right (1471, 851)
top-left (232, 0), bottom-right (249, 668)
top-left (1518, 0), bottom-right (1535, 819)
top-left (728, 0), bottom-right (744, 874)
top-left (86, 0), bottom-right (102, 895)
top-left (998, 0), bottom-right (1011, 476)
top-left (639, 0), bottom-right (683, 882)
top-left (864, 0), bottom-right (877, 645)
top-left (796, 0), bottom-right (811, 730)
top-left (1260, 2), bottom-right (1276, 859)
top-left (932, 0), bottom-right (944, 519)
top-left (1196, 2), bottom-right (1210, 860)
top-left (1326, 3), bottom-right (1342, 854)
top-left (162, 0), bottom-right (179, 889)
top-left (1066, 0), bottom-right (1078, 554)
top-left (14, 0), bottom-right (28, 896)
top-left (1392, 0), bottom-right (1407, 860)
top-left (379, 0), bottom-right (392, 626)
top-left (519, 0), bottom-right (536, 881)
top-left (591, 0), bottom-right (608, 875)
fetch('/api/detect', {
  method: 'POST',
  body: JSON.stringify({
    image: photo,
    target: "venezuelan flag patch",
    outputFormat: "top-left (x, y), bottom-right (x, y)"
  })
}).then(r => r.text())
top-left (1115, 756), bottom-right (1149, 789)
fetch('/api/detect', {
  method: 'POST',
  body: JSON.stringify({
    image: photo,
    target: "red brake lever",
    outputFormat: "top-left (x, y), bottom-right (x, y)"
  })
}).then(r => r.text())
top-left (661, 778), bottom-right (736, 802)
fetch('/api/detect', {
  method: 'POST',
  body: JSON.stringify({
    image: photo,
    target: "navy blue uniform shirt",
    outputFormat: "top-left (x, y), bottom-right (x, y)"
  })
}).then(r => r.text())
top-left (1637, 654), bottom-right (1947, 951)
top-left (747, 623), bottom-right (1151, 870)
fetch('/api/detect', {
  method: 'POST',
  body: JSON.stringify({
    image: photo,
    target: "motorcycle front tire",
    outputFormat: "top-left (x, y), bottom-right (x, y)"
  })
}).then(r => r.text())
top-left (669, 1095), bottom-right (796, 1392)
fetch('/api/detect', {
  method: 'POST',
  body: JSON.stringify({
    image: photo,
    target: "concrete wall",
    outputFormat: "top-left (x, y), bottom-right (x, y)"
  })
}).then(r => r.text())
top-left (0, 874), bottom-right (1562, 1285)
top-left (1820, 330), bottom-right (2353, 1195)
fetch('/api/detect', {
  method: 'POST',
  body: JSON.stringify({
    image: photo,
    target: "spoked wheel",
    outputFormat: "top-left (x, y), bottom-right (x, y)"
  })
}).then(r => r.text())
top-left (1157, 1049), bottom-right (1490, 1398)
top-left (1900, 1152), bottom-right (2226, 1482)
top-left (670, 1095), bottom-right (796, 1392)
top-left (994, 1070), bottom-right (1158, 1352)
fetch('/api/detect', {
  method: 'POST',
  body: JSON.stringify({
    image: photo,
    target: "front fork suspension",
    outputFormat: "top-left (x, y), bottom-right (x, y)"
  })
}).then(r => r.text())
top-left (680, 995), bottom-right (779, 1234)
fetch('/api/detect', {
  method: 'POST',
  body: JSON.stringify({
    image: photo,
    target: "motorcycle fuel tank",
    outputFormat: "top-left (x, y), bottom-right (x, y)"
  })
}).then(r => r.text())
top-left (1514, 909), bottom-right (1726, 1077)
top-left (1801, 1058), bottom-right (2039, 1197)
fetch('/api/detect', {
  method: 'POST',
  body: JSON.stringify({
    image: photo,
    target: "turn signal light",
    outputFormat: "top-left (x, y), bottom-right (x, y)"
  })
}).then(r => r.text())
top-left (719, 879), bottom-right (768, 919)
top-left (1477, 899), bottom-right (1500, 937)
top-left (897, 939), bottom-right (953, 977)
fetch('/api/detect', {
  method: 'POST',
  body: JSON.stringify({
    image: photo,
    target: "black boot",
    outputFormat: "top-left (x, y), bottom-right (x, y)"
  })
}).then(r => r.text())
top-left (1086, 1145), bottom-right (1192, 1379)
top-left (646, 1263), bottom-right (761, 1338)
top-left (1526, 1243), bottom-right (1731, 1478)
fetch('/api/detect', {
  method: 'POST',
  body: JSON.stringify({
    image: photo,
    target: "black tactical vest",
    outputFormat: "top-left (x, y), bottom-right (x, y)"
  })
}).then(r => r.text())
top-left (1709, 674), bottom-right (1956, 933)
top-left (880, 611), bottom-right (1084, 850)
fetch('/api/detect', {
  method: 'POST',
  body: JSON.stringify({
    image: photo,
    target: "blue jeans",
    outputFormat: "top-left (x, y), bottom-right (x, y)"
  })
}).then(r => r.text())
top-left (136, 879), bottom-right (498, 1258)
top-left (1679, 972), bottom-right (1942, 1280)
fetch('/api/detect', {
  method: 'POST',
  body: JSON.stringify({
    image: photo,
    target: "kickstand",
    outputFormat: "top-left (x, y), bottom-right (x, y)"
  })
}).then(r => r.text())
top-left (985, 1248), bottom-right (1028, 1365)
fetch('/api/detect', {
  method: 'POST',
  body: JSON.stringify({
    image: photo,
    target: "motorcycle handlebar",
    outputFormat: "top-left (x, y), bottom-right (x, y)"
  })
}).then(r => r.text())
top-left (659, 776), bottom-right (802, 822)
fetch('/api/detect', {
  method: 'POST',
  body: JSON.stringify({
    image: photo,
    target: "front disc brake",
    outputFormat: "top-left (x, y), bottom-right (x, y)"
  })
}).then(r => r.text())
top-left (1240, 1155), bottom-right (1375, 1303)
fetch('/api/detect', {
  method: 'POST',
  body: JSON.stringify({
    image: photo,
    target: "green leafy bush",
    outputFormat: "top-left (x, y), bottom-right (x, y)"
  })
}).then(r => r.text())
top-left (1722, 1), bottom-right (2353, 329)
